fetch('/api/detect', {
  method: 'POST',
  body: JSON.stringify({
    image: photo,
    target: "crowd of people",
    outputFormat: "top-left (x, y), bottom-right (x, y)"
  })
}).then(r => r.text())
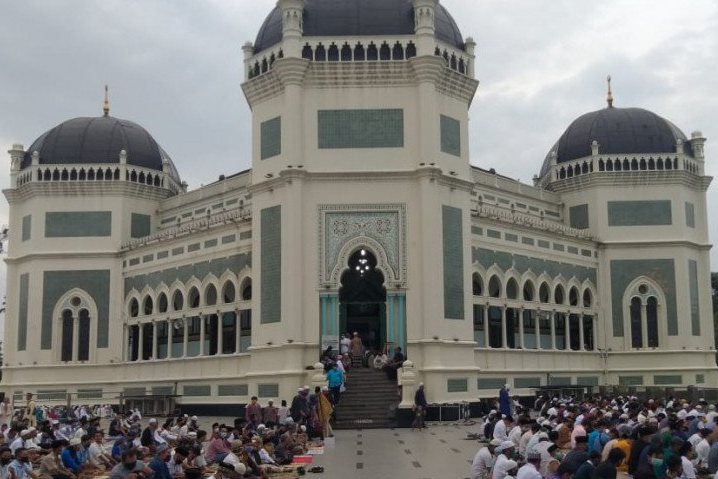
top-left (470, 389), bottom-right (718, 479)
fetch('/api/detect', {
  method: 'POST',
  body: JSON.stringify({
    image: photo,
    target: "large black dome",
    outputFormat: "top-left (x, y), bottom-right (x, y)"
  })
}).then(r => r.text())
top-left (21, 116), bottom-right (180, 182)
top-left (540, 107), bottom-right (691, 177)
top-left (254, 0), bottom-right (464, 53)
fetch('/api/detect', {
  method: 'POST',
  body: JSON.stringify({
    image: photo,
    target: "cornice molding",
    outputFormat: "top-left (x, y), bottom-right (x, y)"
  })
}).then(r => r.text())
top-left (3, 182), bottom-right (172, 204)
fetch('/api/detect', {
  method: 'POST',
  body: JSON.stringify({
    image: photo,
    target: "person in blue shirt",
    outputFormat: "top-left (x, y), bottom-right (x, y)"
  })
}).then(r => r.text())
top-left (148, 445), bottom-right (173, 479)
top-left (326, 363), bottom-right (344, 405)
top-left (61, 439), bottom-right (84, 474)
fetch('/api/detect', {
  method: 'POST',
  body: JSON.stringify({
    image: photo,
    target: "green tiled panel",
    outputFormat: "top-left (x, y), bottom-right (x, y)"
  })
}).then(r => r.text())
top-left (45, 211), bottom-right (111, 237)
top-left (222, 234), bottom-right (236, 244)
top-left (483, 194), bottom-right (496, 201)
top-left (123, 387), bottom-right (146, 397)
top-left (477, 378), bottom-right (507, 390)
top-left (471, 226), bottom-right (483, 235)
top-left (188, 243), bottom-right (200, 252)
top-left (576, 376), bottom-right (599, 386)
top-left (204, 239), bottom-right (218, 248)
top-left (131, 214), bottom-right (151, 238)
top-left (505, 233), bottom-right (518, 242)
top-left (157, 251), bottom-right (169, 260)
top-left (609, 259), bottom-right (676, 336)
top-left (182, 212), bottom-right (192, 218)
top-left (239, 231), bottom-right (252, 240)
top-left (545, 211), bottom-right (560, 218)
top-left (567, 246), bottom-right (579, 254)
top-left (685, 202), bottom-right (695, 228)
top-left (218, 384), bottom-right (249, 396)
top-left (581, 249), bottom-right (592, 257)
top-left (697, 374), bottom-right (705, 384)
top-left (161, 217), bottom-right (176, 225)
top-left (442, 206), bottom-right (464, 320)
top-left (688, 260), bottom-right (700, 335)
top-left (152, 386), bottom-right (174, 395)
top-left (654, 375), bottom-right (682, 385)
top-left (516, 203), bottom-right (527, 209)
top-left (226, 198), bottom-right (239, 205)
top-left (129, 258), bottom-right (140, 266)
top-left (194, 208), bottom-right (206, 215)
top-left (553, 243), bottom-right (565, 252)
top-left (514, 377), bottom-right (541, 389)
top-left (440, 115), bottom-right (461, 157)
top-left (487, 229), bottom-right (501, 239)
top-left (607, 200), bottom-right (672, 226)
top-left (124, 253), bottom-right (251, 296)
top-left (258, 384), bottom-right (279, 398)
top-left (142, 254), bottom-right (153, 263)
top-left (18, 273), bottom-right (29, 351)
top-left (261, 206), bottom-right (282, 323)
top-left (260, 117), bottom-right (281, 159)
top-left (498, 198), bottom-right (510, 205)
top-left (42, 270), bottom-right (111, 350)
top-left (172, 247), bottom-right (184, 256)
top-left (21, 215), bottom-right (31, 241)
top-left (618, 376), bottom-right (643, 386)
top-left (447, 378), bottom-right (468, 393)
top-left (549, 377), bottom-right (571, 386)
top-left (37, 390), bottom-right (67, 401)
top-left (472, 247), bottom-right (598, 285)
top-left (77, 389), bottom-right (102, 400)
top-left (569, 204), bottom-right (589, 229)
top-left (213, 203), bottom-right (223, 209)
top-left (318, 109), bottom-right (404, 149)
top-left (183, 385), bottom-right (211, 397)
top-left (522, 237), bottom-right (535, 246)
top-left (537, 240), bottom-right (550, 249)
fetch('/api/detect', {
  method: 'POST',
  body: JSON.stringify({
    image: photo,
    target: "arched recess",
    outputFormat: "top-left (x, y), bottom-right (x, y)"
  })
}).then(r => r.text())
top-left (142, 295), bottom-right (154, 316)
top-left (53, 288), bottom-right (98, 363)
top-left (488, 275), bottom-right (502, 298)
top-left (205, 283), bottom-right (218, 306)
top-left (128, 296), bottom-right (140, 318)
top-left (240, 277), bottom-right (253, 301)
top-left (329, 236), bottom-right (397, 287)
top-left (171, 288), bottom-right (184, 311)
top-left (553, 284), bottom-right (565, 305)
top-left (522, 279), bottom-right (535, 302)
top-left (622, 276), bottom-right (667, 349)
top-left (506, 277), bottom-right (519, 300)
top-left (222, 280), bottom-right (237, 303)
top-left (568, 286), bottom-right (580, 307)
top-left (187, 286), bottom-right (200, 309)
top-left (472, 272), bottom-right (484, 296)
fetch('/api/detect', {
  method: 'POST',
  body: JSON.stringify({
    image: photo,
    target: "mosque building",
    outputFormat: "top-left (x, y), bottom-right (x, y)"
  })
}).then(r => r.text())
top-left (2, 0), bottom-right (715, 410)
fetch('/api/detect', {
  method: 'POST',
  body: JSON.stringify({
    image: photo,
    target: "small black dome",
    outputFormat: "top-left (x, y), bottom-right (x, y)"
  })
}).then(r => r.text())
top-left (540, 107), bottom-right (691, 177)
top-left (254, 0), bottom-right (464, 53)
top-left (22, 116), bottom-right (180, 182)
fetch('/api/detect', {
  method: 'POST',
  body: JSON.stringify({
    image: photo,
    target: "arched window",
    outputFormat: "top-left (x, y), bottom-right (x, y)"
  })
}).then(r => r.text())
top-left (488, 276), bottom-right (501, 298)
top-left (315, 44), bottom-right (326, 61)
top-left (554, 285), bottom-right (565, 305)
top-left (340, 43), bottom-right (352, 61)
top-left (327, 44), bottom-right (339, 61)
top-left (539, 283), bottom-right (550, 303)
top-left (354, 43), bottom-right (365, 61)
top-left (241, 279), bottom-right (252, 301)
top-left (523, 281), bottom-right (535, 301)
top-left (157, 293), bottom-right (168, 313)
top-left (630, 297), bottom-right (642, 348)
top-left (302, 44), bottom-right (313, 60)
top-left (61, 309), bottom-right (73, 362)
top-left (392, 42), bottom-right (404, 60)
top-left (367, 43), bottom-right (378, 61)
top-left (583, 289), bottom-right (592, 308)
top-left (406, 42), bottom-right (416, 58)
top-left (188, 287), bottom-right (200, 309)
top-left (569, 287), bottom-right (579, 306)
top-left (472, 273), bottom-right (483, 296)
top-left (647, 296), bottom-right (659, 347)
top-left (58, 293), bottom-right (95, 362)
top-left (506, 278), bottom-right (519, 300)
top-left (379, 42), bottom-right (391, 60)
top-left (78, 309), bottom-right (90, 361)
top-left (205, 284), bottom-right (218, 306)
top-left (129, 298), bottom-right (139, 318)
top-left (222, 281), bottom-right (236, 303)
top-left (172, 290), bottom-right (184, 311)
top-left (143, 296), bottom-right (153, 315)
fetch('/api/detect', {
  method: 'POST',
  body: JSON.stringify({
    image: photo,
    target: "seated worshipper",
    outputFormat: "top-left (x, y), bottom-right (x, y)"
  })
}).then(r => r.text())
top-left (183, 444), bottom-right (205, 470)
top-left (634, 446), bottom-right (664, 479)
top-left (158, 420), bottom-right (177, 444)
top-left (88, 431), bottom-right (116, 469)
top-left (574, 451), bottom-right (602, 479)
top-left (10, 431), bottom-right (28, 455)
top-left (149, 445), bottom-right (173, 479)
top-left (218, 441), bottom-right (246, 479)
top-left (109, 449), bottom-right (154, 479)
top-left (516, 452), bottom-right (542, 479)
top-left (665, 456), bottom-right (683, 479)
top-left (272, 433), bottom-right (294, 466)
top-left (493, 416), bottom-right (514, 442)
top-left (141, 419), bottom-right (163, 451)
top-left (556, 419), bottom-right (574, 449)
top-left (205, 427), bottom-right (230, 464)
top-left (471, 438), bottom-right (501, 479)
top-left (562, 435), bottom-right (591, 475)
top-left (61, 439), bottom-right (89, 474)
top-left (40, 440), bottom-right (75, 479)
top-left (10, 448), bottom-right (41, 479)
top-left (0, 447), bottom-right (15, 479)
top-left (492, 442), bottom-right (517, 479)
top-left (167, 446), bottom-right (188, 479)
top-left (244, 398), bottom-right (263, 427)
top-left (594, 447), bottom-right (626, 479)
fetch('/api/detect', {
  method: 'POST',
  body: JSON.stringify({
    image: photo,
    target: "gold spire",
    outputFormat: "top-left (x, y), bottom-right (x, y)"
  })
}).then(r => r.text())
top-left (103, 85), bottom-right (110, 117)
top-left (606, 75), bottom-right (614, 108)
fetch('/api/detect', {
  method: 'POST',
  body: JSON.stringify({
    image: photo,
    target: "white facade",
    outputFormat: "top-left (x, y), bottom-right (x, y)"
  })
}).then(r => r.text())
top-left (2, 0), bottom-right (715, 407)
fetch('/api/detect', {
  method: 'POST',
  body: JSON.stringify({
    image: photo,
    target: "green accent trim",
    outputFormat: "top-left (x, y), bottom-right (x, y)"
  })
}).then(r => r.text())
top-left (142, 254), bottom-right (153, 263)
top-left (697, 374), bottom-right (705, 384)
top-left (576, 376), bottom-right (599, 386)
top-left (529, 206), bottom-right (540, 212)
top-left (318, 109), bottom-right (404, 149)
top-left (440, 115), bottom-right (461, 157)
top-left (152, 387), bottom-right (174, 395)
top-left (471, 226), bottom-right (483, 236)
top-left (77, 389), bottom-right (102, 400)
top-left (260, 117), bottom-right (281, 159)
top-left (685, 202), bottom-right (695, 228)
top-left (567, 246), bottom-right (579, 254)
top-left (37, 390), bottom-right (67, 401)
top-left (498, 198), bottom-right (510, 205)
top-left (239, 231), bottom-right (252, 240)
top-left (123, 387), bottom-right (146, 397)
top-left (131, 214), bottom-right (151, 239)
top-left (472, 247), bottom-right (597, 285)
top-left (553, 243), bottom-right (565, 252)
top-left (653, 375), bottom-right (681, 385)
top-left (204, 239), bottom-right (218, 248)
top-left (161, 217), bottom-right (176, 225)
top-left (183, 385), bottom-right (211, 397)
top-left (442, 206), bottom-right (464, 320)
top-left (45, 211), bottom-right (111, 237)
top-left (514, 377), bottom-right (541, 389)
top-left (21, 215), bottom-right (31, 241)
top-left (213, 203), bottom-right (223, 209)
top-left (42, 270), bottom-right (111, 349)
top-left (258, 384), bottom-right (279, 398)
top-left (549, 377), bottom-right (571, 386)
top-left (581, 249), bottom-right (592, 257)
top-left (505, 233), bottom-right (518, 243)
top-left (618, 375), bottom-right (643, 386)
top-left (218, 384), bottom-right (249, 396)
top-left (194, 208), bottom-right (206, 215)
top-left (516, 203), bottom-right (527, 209)
top-left (261, 206), bottom-right (282, 324)
top-left (129, 258), bottom-right (140, 266)
top-left (688, 260), bottom-right (700, 335)
top-left (569, 204), bottom-right (589, 229)
top-left (477, 378), bottom-right (507, 390)
top-left (537, 240), bottom-right (550, 249)
top-left (522, 237), bottom-right (535, 246)
top-left (222, 234), bottom-right (236, 244)
top-left (187, 243), bottom-right (200, 252)
top-left (18, 273), bottom-right (29, 351)
top-left (545, 211), bottom-right (560, 218)
top-left (608, 200), bottom-right (672, 226)
top-left (609, 259), bottom-right (677, 336)
top-left (226, 198), bottom-right (239, 206)
top-left (172, 247), bottom-right (184, 256)
top-left (181, 212), bottom-right (192, 219)
top-left (447, 378), bottom-right (468, 392)
top-left (487, 229), bottom-right (501, 239)
top-left (157, 251), bottom-right (169, 260)
top-left (483, 194), bottom-right (496, 201)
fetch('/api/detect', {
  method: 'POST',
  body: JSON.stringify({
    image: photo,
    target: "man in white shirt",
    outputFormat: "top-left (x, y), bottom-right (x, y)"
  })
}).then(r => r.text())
top-left (516, 452), bottom-right (542, 479)
top-left (493, 416), bottom-right (514, 442)
top-left (492, 442), bottom-right (516, 479)
top-left (471, 439), bottom-right (500, 479)
top-left (508, 423), bottom-right (524, 448)
top-left (9, 431), bottom-right (26, 455)
top-left (519, 423), bottom-right (538, 458)
top-left (696, 431), bottom-right (711, 468)
top-left (88, 431), bottom-right (115, 469)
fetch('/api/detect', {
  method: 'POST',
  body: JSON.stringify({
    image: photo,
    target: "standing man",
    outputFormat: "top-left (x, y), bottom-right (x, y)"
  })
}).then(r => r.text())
top-left (499, 386), bottom-right (511, 418)
top-left (412, 383), bottom-right (428, 431)
top-left (326, 364), bottom-right (344, 405)
top-left (244, 397), bottom-right (262, 427)
top-left (24, 395), bottom-right (36, 428)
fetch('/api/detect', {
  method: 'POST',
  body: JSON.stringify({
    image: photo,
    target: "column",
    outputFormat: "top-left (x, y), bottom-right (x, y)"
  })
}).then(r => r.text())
top-left (152, 322), bottom-right (158, 360)
top-left (564, 313), bottom-right (570, 351)
top-left (551, 311), bottom-right (556, 350)
top-left (387, 293), bottom-right (396, 348)
top-left (501, 307), bottom-right (507, 348)
top-left (397, 294), bottom-right (406, 354)
top-left (534, 311), bottom-right (540, 350)
top-left (519, 307), bottom-right (525, 349)
top-left (199, 315), bottom-right (206, 356)
top-left (217, 313), bottom-right (225, 355)
top-left (182, 320), bottom-right (188, 357)
top-left (483, 304), bottom-right (490, 349)
top-left (593, 316), bottom-right (598, 351)
top-left (166, 323), bottom-right (172, 358)
top-left (319, 293), bottom-right (340, 344)
top-left (72, 316), bottom-right (79, 362)
top-left (640, 304), bottom-right (648, 349)
top-left (235, 311), bottom-right (241, 354)
top-left (579, 314), bottom-right (585, 351)
top-left (138, 323), bottom-right (144, 361)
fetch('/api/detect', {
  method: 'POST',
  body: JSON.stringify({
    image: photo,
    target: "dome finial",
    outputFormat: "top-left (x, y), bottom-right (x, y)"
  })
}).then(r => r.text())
top-left (606, 75), bottom-right (614, 108)
top-left (103, 85), bottom-right (110, 117)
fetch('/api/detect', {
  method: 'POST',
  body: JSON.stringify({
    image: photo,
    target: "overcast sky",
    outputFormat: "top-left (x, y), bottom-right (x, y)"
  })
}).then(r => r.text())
top-left (0, 0), bottom-right (717, 316)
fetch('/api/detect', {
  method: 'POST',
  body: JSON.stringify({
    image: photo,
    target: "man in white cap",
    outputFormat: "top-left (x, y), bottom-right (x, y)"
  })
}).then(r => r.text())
top-left (10, 430), bottom-right (27, 454)
top-left (517, 452), bottom-right (542, 479)
top-left (493, 415), bottom-right (514, 441)
top-left (492, 441), bottom-right (516, 479)
top-left (471, 438), bottom-right (501, 479)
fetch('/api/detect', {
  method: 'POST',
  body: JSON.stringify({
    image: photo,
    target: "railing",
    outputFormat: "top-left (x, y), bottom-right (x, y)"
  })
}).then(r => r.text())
top-left (472, 203), bottom-right (593, 240)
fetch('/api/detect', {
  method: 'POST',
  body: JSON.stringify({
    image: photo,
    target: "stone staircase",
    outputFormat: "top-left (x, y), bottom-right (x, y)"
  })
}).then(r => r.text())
top-left (333, 367), bottom-right (400, 429)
